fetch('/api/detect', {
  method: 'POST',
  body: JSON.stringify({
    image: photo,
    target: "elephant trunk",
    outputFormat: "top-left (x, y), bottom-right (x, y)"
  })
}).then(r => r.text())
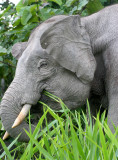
top-left (0, 79), bottom-right (35, 142)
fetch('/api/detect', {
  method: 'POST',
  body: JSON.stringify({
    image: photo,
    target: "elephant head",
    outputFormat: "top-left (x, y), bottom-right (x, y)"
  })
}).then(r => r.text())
top-left (0, 15), bottom-right (96, 142)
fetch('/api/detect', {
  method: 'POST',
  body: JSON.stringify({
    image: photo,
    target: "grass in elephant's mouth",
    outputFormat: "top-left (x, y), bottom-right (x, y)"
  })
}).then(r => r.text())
top-left (0, 93), bottom-right (118, 159)
top-left (26, 91), bottom-right (60, 125)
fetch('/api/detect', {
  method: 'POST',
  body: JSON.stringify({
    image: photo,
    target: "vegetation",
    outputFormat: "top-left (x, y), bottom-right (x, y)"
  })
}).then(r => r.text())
top-left (0, 93), bottom-right (118, 159)
top-left (0, 0), bottom-right (118, 159)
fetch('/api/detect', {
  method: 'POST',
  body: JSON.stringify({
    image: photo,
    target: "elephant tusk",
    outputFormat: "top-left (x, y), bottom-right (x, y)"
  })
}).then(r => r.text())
top-left (3, 131), bottom-right (10, 140)
top-left (12, 104), bottom-right (31, 128)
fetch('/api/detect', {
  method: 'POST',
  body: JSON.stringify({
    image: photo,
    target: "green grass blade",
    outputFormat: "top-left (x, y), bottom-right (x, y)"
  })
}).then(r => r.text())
top-left (0, 134), bottom-right (20, 159)
top-left (70, 117), bottom-right (85, 160)
top-left (43, 134), bottom-right (51, 155)
top-left (98, 120), bottom-right (109, 160)
top-left (21, 109), bottom-right (49, 160)
top-left (25, 130), bottom-right (55, 160)
top-left (0, 138), bottom-right (13, 160)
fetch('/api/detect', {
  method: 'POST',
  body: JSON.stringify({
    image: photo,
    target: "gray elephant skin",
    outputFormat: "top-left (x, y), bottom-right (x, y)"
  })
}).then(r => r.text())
top-left (0, 5), bottom-right (118, 142)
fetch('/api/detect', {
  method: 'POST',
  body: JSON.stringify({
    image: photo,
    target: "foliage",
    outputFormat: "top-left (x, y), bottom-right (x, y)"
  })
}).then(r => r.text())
top-left (0, 93), bottom-right (118, 159)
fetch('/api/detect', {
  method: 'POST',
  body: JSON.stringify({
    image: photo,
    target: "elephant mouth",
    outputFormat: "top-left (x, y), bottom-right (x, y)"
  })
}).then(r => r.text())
top-left (12, 91), bottom-right (47, 129)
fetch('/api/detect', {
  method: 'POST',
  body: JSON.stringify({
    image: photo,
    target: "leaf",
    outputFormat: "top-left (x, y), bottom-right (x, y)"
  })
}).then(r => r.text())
top-left (0, 46), bottom-right (7, 55)
top-left (0, 5), bottom-right (12, 18)
top-left (21, 8), bottom-right (32, 25)
top-left (28, 0), bottom-right (37, 4)
top-left (0, 57), bottom-right (3, 61)
top-left (78, 0), bottom-right (89, 10)
top-left (13, 17), bottom-right (21, 27)
top-left (16, 0), bottom-right (28, 13)
top-left (86, 0), bottom-right (104, 14)
top-left (30, 4), bottom-right (37, 16)
top-left (39, 8), bottom-right (52, 21)
top-left (65, 0), bottom-right (78, 7)
top-left (69, 6), bottom-right (78, 15)
top-left (48, 0), bottom-right (62, 6)
top-left (0, 53), bottom-right (7, 56)
top-left (29, 16), bottom-right (39, 23)
top-left (4, 59), bottom-right (15, 66)
top-left (0, 57), bottom-right (3, 67)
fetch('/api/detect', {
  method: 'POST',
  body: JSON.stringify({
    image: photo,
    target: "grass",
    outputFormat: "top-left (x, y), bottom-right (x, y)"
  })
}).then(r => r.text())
top-left (0, 92), bottom-right (118, 160)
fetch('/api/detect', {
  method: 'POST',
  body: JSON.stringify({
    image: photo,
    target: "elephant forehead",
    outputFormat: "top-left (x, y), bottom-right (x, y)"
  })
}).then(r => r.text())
top-left (18, 42), bottom-right (50, 66)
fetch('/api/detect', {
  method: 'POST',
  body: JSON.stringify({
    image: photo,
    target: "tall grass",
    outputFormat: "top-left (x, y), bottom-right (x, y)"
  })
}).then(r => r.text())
top-left (0, 92), bottom-right (118, 159)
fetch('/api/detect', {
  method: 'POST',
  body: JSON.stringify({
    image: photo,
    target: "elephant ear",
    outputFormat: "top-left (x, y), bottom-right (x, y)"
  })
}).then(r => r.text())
top-left (41, 15), bottom-right (96, 84)
top-left (12, 42), bottom-right (27, 60)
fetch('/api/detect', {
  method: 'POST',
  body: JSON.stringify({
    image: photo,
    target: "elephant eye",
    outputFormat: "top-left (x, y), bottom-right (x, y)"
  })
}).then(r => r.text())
top-left (40, 61), bottom-right (47, 68)
top-left (38, 60), bottom-right (48, 70)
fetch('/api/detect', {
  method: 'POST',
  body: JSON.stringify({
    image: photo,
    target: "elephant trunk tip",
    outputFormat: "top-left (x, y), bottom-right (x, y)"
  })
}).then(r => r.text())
top-left (12, 104), bottom-right (31, 128)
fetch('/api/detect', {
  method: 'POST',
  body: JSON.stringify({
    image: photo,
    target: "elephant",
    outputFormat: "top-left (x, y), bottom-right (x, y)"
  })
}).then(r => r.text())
top-left (0, 4), bottom-right (118, 142)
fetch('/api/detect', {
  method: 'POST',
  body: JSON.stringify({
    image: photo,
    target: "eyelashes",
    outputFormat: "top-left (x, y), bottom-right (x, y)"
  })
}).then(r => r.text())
top-left (37, 60), bottom-right (48, 71)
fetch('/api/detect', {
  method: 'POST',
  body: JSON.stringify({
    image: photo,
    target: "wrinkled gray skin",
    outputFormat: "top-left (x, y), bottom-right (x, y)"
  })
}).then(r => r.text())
top-left (0, 5), bottom-right (118, 142)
